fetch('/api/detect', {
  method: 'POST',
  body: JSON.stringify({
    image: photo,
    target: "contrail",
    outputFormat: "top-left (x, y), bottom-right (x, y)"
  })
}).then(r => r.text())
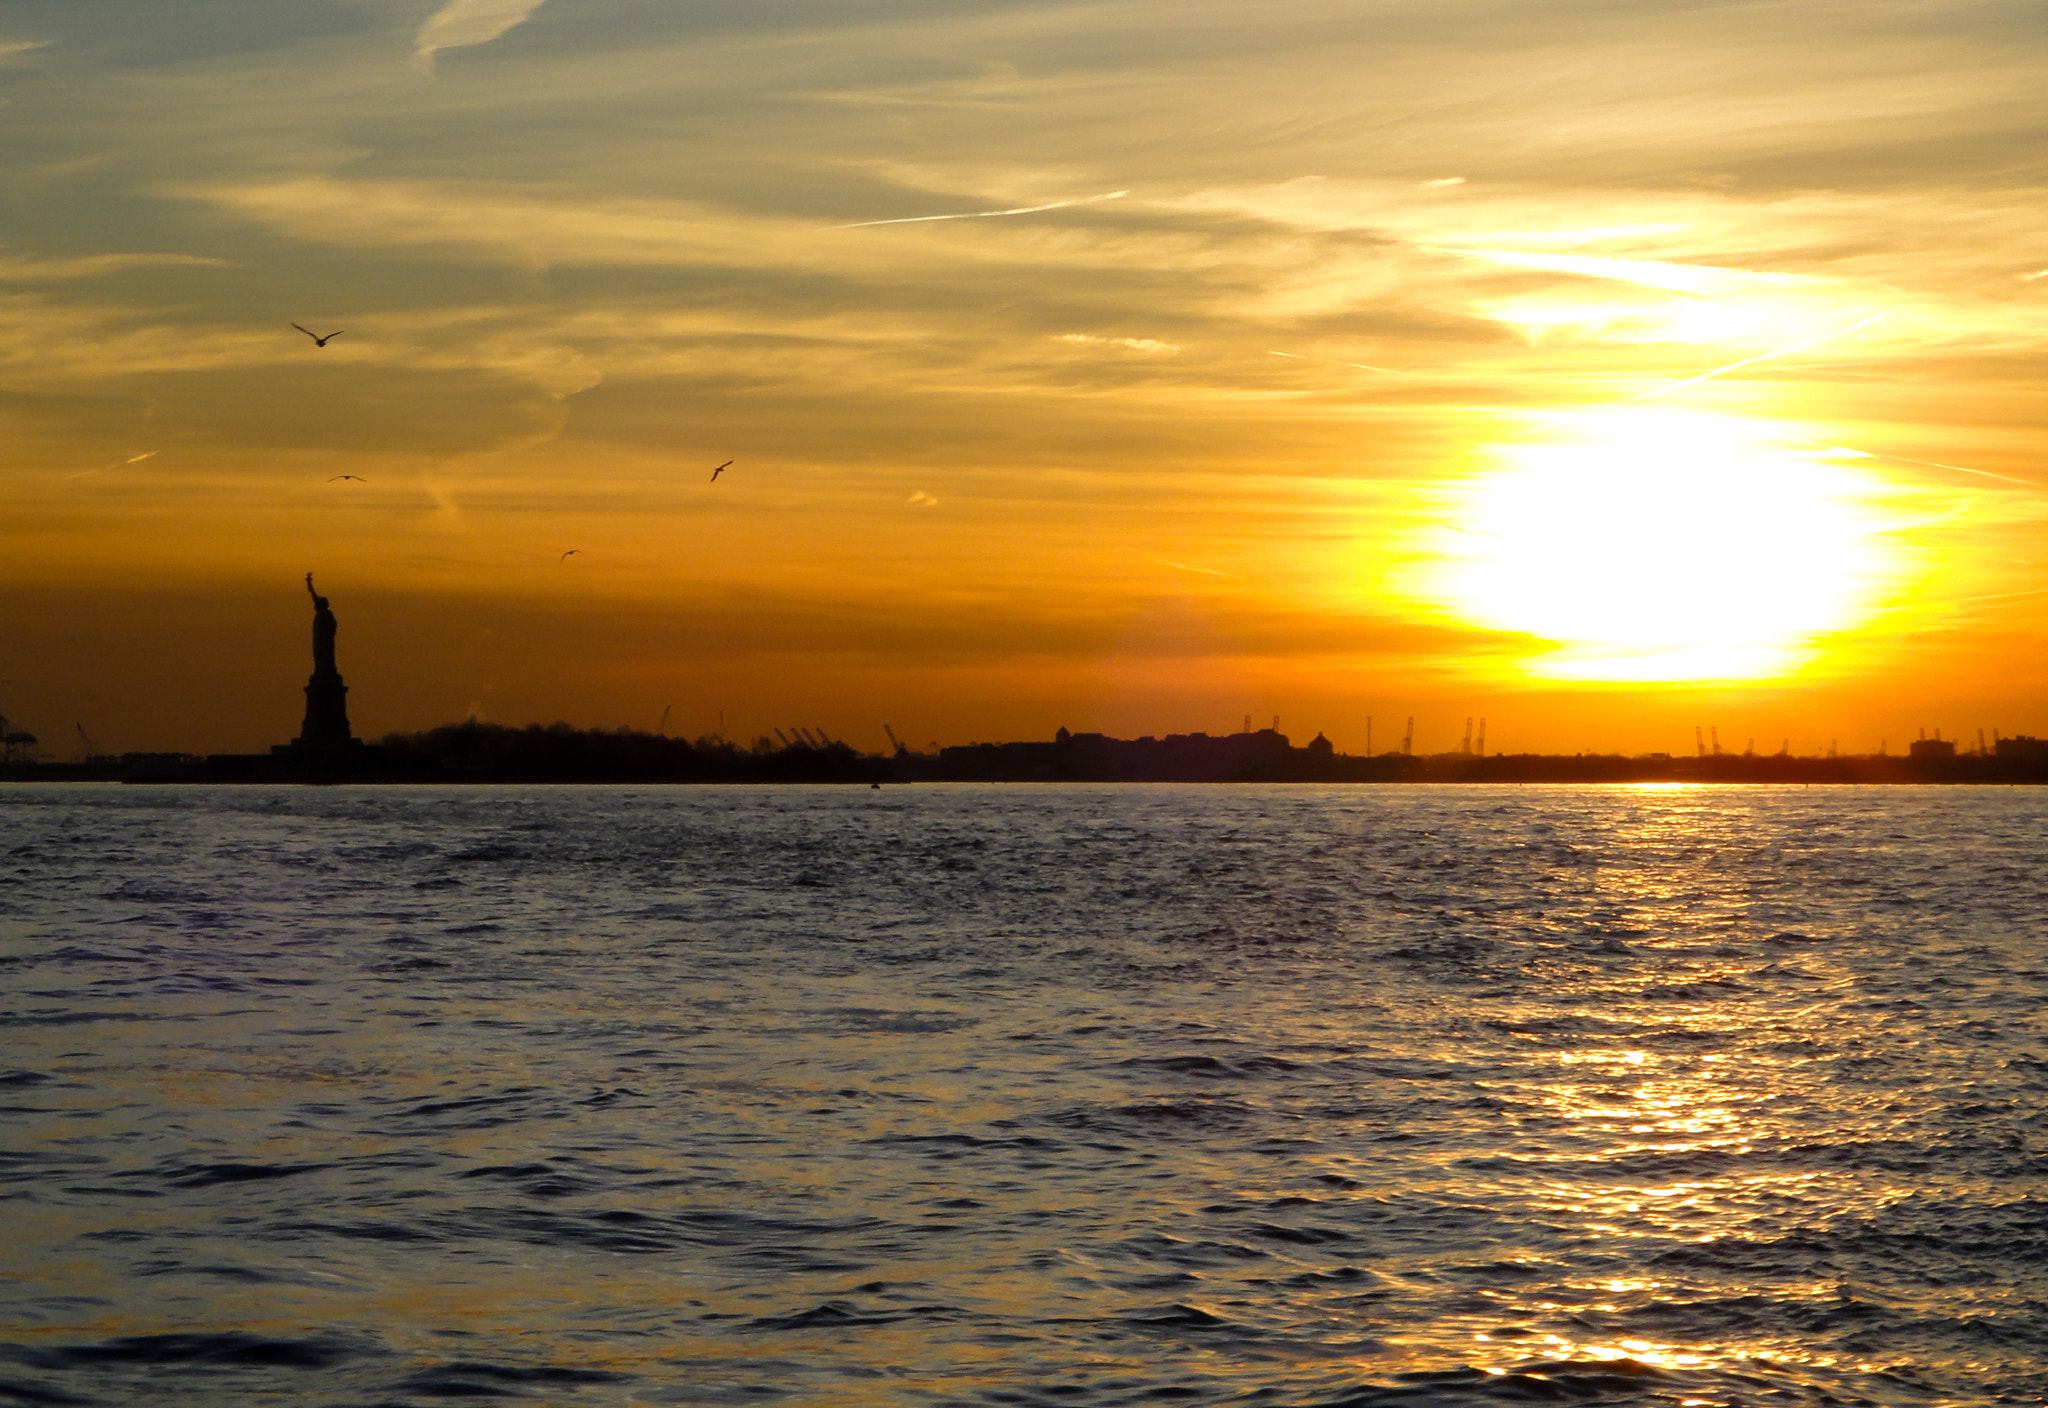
top-left (841, 190), bottom-right (1129, 228)
top-left (1268, 350), bottom-right (1401, 374)
top-left (1633, 311), bottom-right (1891, 400)
top-left (1844, 447), bottom-right (2040, 488)
top-left (1155, 557), bottom-right (1238, 578)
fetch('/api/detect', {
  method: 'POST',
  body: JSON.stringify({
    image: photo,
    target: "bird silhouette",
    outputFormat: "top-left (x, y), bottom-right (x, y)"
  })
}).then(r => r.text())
top-left (710, 460), bottom-right (733, 481)
top-left (560, 549), bottom-right (581, 561)
top-left (291, 323), bottom-right (344, 347)
top-left (328, 474), bottom-right (367, 483)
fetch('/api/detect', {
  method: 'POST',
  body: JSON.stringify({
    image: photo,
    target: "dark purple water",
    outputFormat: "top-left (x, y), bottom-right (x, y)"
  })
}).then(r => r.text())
top-left (2, 783), bottom-right (2044, 1406)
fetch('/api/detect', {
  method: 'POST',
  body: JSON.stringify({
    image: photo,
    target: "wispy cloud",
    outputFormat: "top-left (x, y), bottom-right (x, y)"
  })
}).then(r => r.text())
top-left (0, 251), bottom-right (227, 282)
top-left (1446, 224), bottom-right (1688, 246)
top-left (1062, 334), bottom-right (1179, 353)
top-left (1442, 248), bottom-right (1820, 297)
top-left (414, 0), bottom-right (549, 70)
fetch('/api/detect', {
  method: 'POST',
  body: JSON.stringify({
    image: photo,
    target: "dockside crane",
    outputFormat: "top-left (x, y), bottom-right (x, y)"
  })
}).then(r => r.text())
top-left (1401, 717), bottom-right (1415, 756)
top-left (1460, 718), bottom-right (1473, 754)
top-left (1476, 718), bottom-right (1486, 757)
top-left (76, 722), bottom-right (106, 762)
top-left (883, 724), bottom-right (909, 755)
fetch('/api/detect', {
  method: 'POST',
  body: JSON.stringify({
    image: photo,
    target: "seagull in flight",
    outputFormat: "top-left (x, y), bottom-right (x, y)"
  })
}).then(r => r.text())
top-left (291, 323), bottom-right (344, 347)
top-left (560, 549), bottom-right (581, 561)
top-left (328, 474), bottom-right (367, 483)
top-left (709, 460), bottom-right (733, 482)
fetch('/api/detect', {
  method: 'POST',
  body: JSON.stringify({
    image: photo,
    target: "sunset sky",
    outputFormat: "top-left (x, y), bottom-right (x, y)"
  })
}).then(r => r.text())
top-left (4, 0), bottom-right (2045, 757)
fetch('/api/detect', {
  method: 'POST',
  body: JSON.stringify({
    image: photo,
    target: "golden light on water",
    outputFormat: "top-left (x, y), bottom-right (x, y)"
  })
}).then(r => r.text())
top-left (1415, 410), bottom-right (1910, 683)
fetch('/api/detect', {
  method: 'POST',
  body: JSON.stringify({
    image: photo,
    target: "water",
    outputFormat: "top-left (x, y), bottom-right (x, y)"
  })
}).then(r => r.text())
top-left (2, 783), bottom-right (2044, 1407)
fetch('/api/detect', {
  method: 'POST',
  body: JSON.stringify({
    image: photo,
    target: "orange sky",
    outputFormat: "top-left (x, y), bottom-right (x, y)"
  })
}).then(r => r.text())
top-left (3, 0), bottom-right (2046, 758)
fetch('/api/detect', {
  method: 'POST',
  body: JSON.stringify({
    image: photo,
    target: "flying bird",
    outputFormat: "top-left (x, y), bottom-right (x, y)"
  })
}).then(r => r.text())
top-left (328, 474), bottom-right (367, 483)
top-left (710, 460), bottom-right (733, 481)
top-left (560, 549), bottom-right (581, 561)
top-left (291, 323), bottom-right (344, 347)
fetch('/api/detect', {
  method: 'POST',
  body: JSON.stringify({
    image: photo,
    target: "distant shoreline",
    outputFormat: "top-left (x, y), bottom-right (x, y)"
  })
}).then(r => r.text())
top-left (7, 719), bottom-right (2039, 786)
top-left (6, 755), bottom-right (2046, 787)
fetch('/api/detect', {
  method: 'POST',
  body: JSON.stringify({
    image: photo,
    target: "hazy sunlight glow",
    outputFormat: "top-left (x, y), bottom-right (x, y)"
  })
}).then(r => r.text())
top-left (1428, 412), bottom-right (1898, 682)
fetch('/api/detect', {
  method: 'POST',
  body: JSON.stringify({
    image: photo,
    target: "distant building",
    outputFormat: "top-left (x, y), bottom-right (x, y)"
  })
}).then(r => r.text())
top-left (937, 725), bottom-right (1349, 781)
top-left (1909, 736), bottom-right (1956, 760)
top-left (1996, 735), bottom-right (2048, 760)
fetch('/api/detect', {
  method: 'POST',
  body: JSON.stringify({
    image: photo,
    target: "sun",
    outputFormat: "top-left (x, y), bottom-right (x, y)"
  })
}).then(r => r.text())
top-left (1416, 410), bottom-right (1905, 682)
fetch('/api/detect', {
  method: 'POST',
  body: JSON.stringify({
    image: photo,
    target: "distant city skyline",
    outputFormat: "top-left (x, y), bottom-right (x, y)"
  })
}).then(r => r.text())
top-left (3, 1), bottom-right (2045, 755)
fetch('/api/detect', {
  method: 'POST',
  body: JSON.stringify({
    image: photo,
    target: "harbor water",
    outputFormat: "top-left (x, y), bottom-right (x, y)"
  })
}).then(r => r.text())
top-left (2, 783), bottom-right (2044, 1406)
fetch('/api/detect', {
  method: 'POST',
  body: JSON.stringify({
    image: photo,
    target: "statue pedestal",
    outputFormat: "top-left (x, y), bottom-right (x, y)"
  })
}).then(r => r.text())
top-left (298, 668), bottom-right (354, 751)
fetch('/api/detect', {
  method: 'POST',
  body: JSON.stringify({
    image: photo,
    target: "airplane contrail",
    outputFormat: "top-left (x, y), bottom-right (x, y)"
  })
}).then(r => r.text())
top-left (841, 190), bottom-right (1129, 228)
top-left (1155, 557), bottom-right (1238, 578)
top-left (1633, 311), bottom-right (1891, 400)
top-left (1269, 350), bottom-right (1402, 375)
top-left (1841, 447), bottom-right (2041, 488)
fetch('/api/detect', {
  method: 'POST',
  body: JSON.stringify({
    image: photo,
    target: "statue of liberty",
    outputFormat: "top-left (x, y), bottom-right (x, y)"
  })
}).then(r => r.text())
top-left (307, 573), bottom-right (339, 675)
top-left (296, 574), bottom-right (354, 751)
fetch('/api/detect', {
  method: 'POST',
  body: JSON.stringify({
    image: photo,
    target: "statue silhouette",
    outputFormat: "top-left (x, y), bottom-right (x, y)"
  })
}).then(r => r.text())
top-left (307, 573), bottom-right (338, 674)
top-left (297, 574), bottom-right (355, 752)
